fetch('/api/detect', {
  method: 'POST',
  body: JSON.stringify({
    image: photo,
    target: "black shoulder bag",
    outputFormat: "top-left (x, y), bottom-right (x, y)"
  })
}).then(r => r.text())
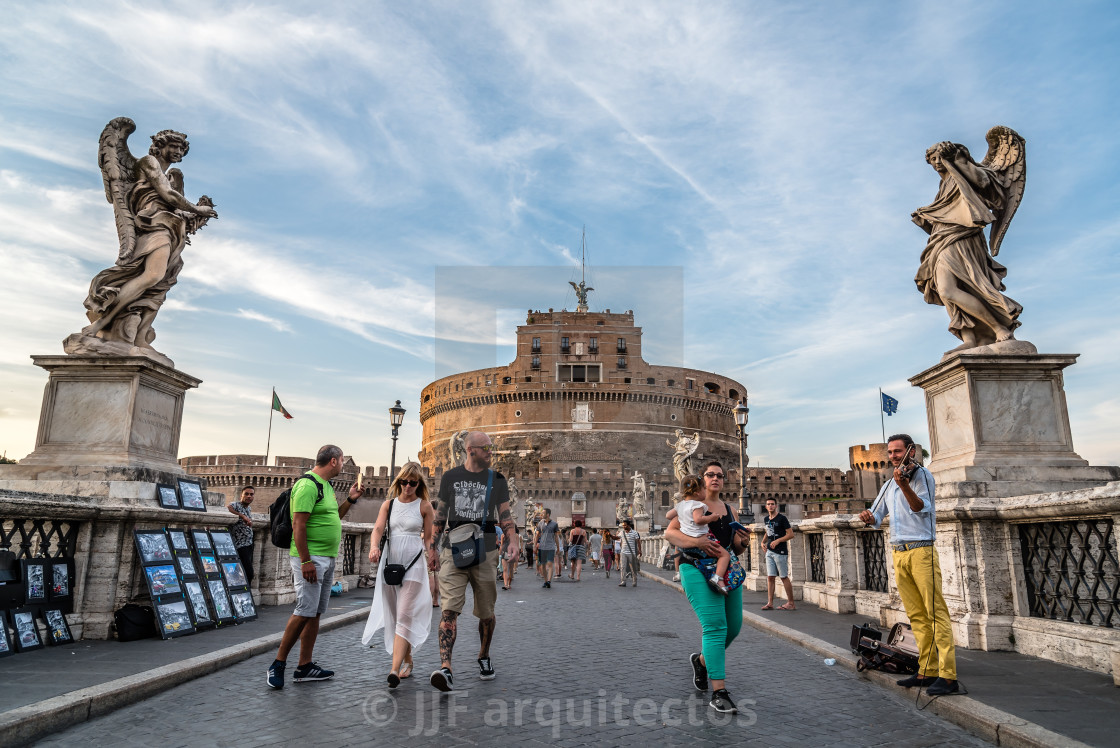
top-left (381, 499), bottom-right (424, 586)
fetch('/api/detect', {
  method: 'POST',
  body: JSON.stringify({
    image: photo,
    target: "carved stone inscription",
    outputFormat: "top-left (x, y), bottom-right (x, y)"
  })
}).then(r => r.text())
top-left (131, 385), bottom-right (177, 454)
top-left (47, 380), bottom-right (131, 445)
top-left (975, 379), bottom-right (1061, 445)
top-left (931, 383), bottom-right (973, 454)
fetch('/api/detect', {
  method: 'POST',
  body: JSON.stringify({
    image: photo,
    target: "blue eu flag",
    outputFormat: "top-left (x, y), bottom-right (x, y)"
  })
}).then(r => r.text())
top-left (881, 393), bottom-right (898, 416)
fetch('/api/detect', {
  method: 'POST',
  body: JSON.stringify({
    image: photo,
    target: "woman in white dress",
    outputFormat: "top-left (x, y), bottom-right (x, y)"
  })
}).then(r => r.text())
top-left (362, 462), bottom-right (435, 688)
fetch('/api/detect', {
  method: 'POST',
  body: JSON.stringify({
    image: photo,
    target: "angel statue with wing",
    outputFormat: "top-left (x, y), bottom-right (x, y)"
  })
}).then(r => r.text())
top-left (65, 118), bottom-right (217, 364)
top-left (912, 126), bottom-right (1028, 354)
top-left (667, 429), bottom-right (701, 484)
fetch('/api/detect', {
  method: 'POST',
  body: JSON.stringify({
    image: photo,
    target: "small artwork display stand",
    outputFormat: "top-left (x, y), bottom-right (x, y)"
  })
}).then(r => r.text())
top-left (133, 529), bottom-right (194, 639)
top-left (168, 528), bottom-right (213, 631)
top-left (194, 530), bottom-right (234, 625)
top-left (178, 478), bottom-right (207, 512)
top-left (211, 529), bottom-right (255, 622)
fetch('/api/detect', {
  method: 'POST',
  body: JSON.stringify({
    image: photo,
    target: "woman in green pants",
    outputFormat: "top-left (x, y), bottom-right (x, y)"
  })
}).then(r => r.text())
top-left (663, 460), bottom-right (750, 714)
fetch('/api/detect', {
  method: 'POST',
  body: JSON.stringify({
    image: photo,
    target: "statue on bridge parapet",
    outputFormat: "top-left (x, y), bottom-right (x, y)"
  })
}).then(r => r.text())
top-left (912, 125), bottom-right (1036, 358)
top-left (448, 429), bottom-right (469, 467)
top-left (668, 429), bottom-right (700, 484)
top-left (64, 118), bottom-right (218, 367)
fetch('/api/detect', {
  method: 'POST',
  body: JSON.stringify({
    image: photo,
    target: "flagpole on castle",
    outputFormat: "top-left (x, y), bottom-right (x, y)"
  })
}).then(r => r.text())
top-left (266, 387), bottom-right (276, 467)
top-left (879, 388), bottom-right (886, 444)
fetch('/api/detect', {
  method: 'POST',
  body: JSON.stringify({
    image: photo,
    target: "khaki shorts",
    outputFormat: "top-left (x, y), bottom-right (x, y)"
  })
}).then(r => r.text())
top-left (438, 546), bottom-right (498, 619)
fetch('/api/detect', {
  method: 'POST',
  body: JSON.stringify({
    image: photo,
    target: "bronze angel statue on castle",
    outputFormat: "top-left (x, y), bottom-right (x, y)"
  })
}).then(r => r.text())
top-left (912, 125), bottom-right (1031, 356)
top-left (64, 118), bottom-right (217, 365)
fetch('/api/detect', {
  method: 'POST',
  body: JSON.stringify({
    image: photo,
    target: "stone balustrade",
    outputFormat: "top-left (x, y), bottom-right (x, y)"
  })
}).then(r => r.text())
top-left (0, 488), bottom-right (375, 640)
top-left (638, 484), bottom-right (1120, 679)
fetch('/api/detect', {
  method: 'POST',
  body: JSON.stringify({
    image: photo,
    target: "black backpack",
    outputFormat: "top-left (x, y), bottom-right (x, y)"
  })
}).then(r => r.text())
top-left (268, 472), bottom-right (324, 548)
top-left (114, 603), bottom-right (157, 642)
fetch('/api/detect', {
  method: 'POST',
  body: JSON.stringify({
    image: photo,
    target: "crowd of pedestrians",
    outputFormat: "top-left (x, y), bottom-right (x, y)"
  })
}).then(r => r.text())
top-left (255, 433), bottom-right (955, 716)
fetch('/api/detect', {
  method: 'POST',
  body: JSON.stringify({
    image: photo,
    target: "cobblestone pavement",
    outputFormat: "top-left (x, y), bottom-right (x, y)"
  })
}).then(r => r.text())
top-left (36, 566), bottom-right (991, 747)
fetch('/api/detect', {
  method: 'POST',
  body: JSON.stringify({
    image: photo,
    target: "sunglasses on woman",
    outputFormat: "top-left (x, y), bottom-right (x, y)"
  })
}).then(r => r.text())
top-left (400, 479), bottom-right (420, 487)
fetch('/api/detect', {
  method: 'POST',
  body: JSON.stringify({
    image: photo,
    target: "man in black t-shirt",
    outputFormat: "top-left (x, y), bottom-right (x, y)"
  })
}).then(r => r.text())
top-left (761, 498), bottom-right (796, 610)
top-left (429, 431), bottom-right (518, 692)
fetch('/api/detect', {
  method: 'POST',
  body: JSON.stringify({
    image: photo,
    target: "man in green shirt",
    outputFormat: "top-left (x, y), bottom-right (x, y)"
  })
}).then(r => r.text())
top-left (267, 445), bottom-right (362, 689)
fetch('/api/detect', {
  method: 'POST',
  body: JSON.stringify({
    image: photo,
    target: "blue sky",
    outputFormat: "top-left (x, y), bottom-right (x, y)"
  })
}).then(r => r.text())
top-left (1, 1), bottom-right (1117, 471)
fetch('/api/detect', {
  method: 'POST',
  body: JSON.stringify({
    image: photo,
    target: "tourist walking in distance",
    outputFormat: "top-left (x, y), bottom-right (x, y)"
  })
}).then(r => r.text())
top-left (227, 485), bottom-right (256, 584)
top-left (606, 530), bottom-right (620, 579)
top-left (663, 460), bottom-right (750, 713)
top-left (267, 445), bottom-right (363, 689)
top-left (760, 498), bottom-right (796, 610)
top-left (588, 526), bottom-right (603, 571)
top-left (362, 462), bottom-right (435, 688)
top-left (568, 520), bottom-right (587, 581)
top-left (617, 519), bottom-right (641, 587)
top-left (429, 432), bottom-right (519, 692)
top-left (860, 435), bottom-right (958, 696)
top-left (501, 524), bottom-right (518, 590)
top-left (535, 508), bottom-right (559, 588)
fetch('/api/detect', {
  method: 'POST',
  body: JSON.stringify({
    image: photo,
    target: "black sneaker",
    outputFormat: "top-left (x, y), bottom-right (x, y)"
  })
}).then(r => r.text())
top-left (925, 678), bottom-right (960, 696)
top-left (478, 657), bottom-right (496, 680)
top-left (690, 652), bottom-right (708, 691)
top-left (544, 581), bottom-right (551, 589)
top-left (292, 662), bottom-right (334, 682)
top-left (709, 688), bottom-right (737, 714)
top-left (266, 660), bottom-right (285, 689)
top-left (430, 666), bottom-right (454, 692)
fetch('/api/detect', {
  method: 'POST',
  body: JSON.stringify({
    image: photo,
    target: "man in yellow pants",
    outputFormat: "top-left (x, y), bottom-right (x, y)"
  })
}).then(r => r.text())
top-left (859, 434), bottom-right (958, 696)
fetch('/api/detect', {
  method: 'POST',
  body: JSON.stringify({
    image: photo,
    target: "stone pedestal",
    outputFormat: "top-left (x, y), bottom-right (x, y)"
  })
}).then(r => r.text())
top-left (0, 355), bottom-right (206, 505)
top-left (909, 353), bottom-right (1120, 498)
top-left (20, 355), bottom-right (200, 472)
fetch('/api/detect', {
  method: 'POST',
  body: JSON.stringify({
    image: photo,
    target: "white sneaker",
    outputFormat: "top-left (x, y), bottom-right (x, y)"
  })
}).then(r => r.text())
top-left (672, 572), bottom-right (681, 582)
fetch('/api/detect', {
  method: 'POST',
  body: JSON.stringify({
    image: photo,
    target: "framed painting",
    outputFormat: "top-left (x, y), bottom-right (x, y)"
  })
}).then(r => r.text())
top-left (176, 554), bottom-right (198, 579)
top-left (168, 528), bottom-right (190, 553)
top-left (134, 531), bottom-right (174, 565)
top-left (42, 609), bottom-right (74, 645)
top-left (207, 579), bottom-right (235, 624)
top-left (191, 530), bottom-right (213, 554)
top-left (11, 608), bottom-right (43, 652)
top-left (48, 558), bottom-right (75, 611)
top-left (230, 590), bottom-right (257, 621)
top-left (220, 561), bottom-right (249, 590)
top-left (0, 613), bottom-right (14, 658)
top-left (184, 581), bottom-right (214, 628)
top-left (156, 483), bottom-right (181, 510)
top-left (144, 564), bottom-right (182, 597)
top-left (209, 530), bottom-right (238, 558)
top-left (199, 555), bottom-right (220, 575)
top-left (177, 478), bottom-right (206, 511)
top-left (154, 600), bottom-right (195, 639)
top-left (22, 558), bottom-right (48, 604)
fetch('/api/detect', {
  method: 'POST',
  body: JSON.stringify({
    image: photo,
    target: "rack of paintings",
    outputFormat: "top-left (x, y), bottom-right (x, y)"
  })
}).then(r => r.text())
top-left (131, 526), bottom-right (258, 640)
top-left (211, 529), bottom-right (256, 622)
top-left (0, 555), bottom-right (77, 655)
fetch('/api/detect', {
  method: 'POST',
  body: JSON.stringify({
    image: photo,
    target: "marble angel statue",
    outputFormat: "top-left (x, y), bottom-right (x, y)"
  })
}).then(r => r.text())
top-left (65, 118), bottom-right (217, 364)
top-left (630, 471), bottom-right (646, 516)
top-left (448, 429), bottom-right (470, 466)
top-left (912, 126), bottom-right (1029, 354)
top-left (667, 429), bottom-right (700, 484)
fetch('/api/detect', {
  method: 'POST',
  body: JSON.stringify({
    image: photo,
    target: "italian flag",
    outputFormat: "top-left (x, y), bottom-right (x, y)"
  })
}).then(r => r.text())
top-left (272, 391), bottom-right (293, 419)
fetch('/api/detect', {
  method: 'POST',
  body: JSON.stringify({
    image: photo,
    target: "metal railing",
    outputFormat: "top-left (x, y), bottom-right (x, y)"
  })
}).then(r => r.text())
top-left (1019, 519), bottom-right (1118, 628)
top-left (342, 534), bottom-right (358, 576)
top-left (859, 530), bottom-right (889, 592)
top-left (0, 518), bottom-right (80, 559)
top-left (808, 533), bottom-right (825, 584)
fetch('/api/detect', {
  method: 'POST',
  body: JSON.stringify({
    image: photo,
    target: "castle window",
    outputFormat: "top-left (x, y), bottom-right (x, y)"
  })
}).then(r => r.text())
top-left (616, 338), bottom-right (627, 353)
top-left (502, 377), bottom-right (511, 384)
top-left (729, 389), bottom-right (739, 400)
top-left (524, 376), bottom-right (532, 382)
top-left (589, 337), bottom-right (598, 352)
top-left (617, 357), bottom-right (627, 369)
top-left (575, 466), bottom-right (584, 478)
top-left (704, 382), bottom-right (720, 394)
top-left (558, 364), bottom-right (601, 383)
top-left (515, 410), bottom-right (522, 417)
top-left (531, 356), bottom-right (540, 369)
top-left (668, 379), bottom-right (675, 387)
top-left (561, 336), bottom-right (570, 353)
top-left (532, 337), bottom-right (541, 353)
top-left (686, 378), bottom-right (694, 390)
top-left (624, 377), bottom-right (631, 384)
top-left (424, 394), bottom-right (430, 402)
top-left (646, 377), bottom-right (655, 385)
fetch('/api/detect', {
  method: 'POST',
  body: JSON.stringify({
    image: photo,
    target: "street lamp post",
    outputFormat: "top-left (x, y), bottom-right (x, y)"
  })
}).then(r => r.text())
top-left (734, 400), bottom-right (753, 524)
top-left (388, 399), bottom-right (406, 478)
top-left (648, 480), bottom-right (657, 534)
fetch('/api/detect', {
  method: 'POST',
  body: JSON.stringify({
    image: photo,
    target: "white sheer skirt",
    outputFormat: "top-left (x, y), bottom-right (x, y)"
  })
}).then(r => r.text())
top-left (361, 532), bottom-right (432, 653)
